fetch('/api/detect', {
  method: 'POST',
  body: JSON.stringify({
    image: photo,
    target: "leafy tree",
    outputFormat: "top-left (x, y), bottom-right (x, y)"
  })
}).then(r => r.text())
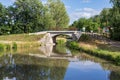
top-left (42, 5), bottom-right (56, 30)
top-left (76, 18), bottom-right (86, 30)
top-left (100, 8), bottom-right (111, 28)
top-left (13, 0), bottom-right (45, 33)
top-left (0, 3), bottom-right (10, 35)
top-left (47, 0), bottom-right (69, 30)
top-left (69, 21), bottom-right (78, 30)
top-left (71, 17), bottom-right (99, 32)
top-left (110, 0), bottom-right (120, 40)
top-left (6, 6), bottom-right (17, 34)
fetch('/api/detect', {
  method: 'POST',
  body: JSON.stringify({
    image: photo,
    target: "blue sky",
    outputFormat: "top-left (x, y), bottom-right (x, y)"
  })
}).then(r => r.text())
top-left (0, 0), bottom-right (112, 24)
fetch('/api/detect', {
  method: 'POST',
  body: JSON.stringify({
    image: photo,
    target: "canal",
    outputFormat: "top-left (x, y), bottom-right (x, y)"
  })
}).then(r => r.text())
top-left (0, 41), bottom-right (120, 80)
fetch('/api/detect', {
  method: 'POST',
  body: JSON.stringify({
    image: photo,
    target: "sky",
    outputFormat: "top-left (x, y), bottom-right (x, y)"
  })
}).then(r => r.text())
top-left (0, 0), bottom-right (112, 24)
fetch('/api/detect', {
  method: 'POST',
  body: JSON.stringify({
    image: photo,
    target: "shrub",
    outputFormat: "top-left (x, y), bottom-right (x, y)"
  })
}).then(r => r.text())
top-left (12, 42), bottom-right (17, 50)
top-left (79, 34), bottom-right (91, 41)
top-left (0, 44), bottom-right (4, 51)
top-left (115, 56), bottom-right (120, 65)
top-left (67, 41), bottom-right (79, 50)
top-left (6, 44), bottom-right (11, 51)
top-left (67, 41), bottom-right (120, 65)
top-left (57, 39), bottom-right (66, 45)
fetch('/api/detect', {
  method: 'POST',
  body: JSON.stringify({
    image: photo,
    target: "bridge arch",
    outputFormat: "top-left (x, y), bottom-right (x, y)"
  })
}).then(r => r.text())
top-left (51, 34), bottom-right (73, 43)
top-left (37, 31), bottom-right (82, 45)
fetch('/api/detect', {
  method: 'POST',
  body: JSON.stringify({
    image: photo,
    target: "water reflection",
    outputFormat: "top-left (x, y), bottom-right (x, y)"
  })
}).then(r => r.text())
top-left (64, 61), bottom-right (110, 80)
top-left (0, 54), bottom-right (68, 80)
top-left (39, 44), bottom-right (54, 57)
top-left (39, 43), bottom-right (72, 57)
top-left (0, 44), bottom-right (120, 80)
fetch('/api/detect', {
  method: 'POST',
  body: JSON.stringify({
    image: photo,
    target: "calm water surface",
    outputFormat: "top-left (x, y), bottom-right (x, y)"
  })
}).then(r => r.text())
top-left (0, 44), bottom-right (120, 80)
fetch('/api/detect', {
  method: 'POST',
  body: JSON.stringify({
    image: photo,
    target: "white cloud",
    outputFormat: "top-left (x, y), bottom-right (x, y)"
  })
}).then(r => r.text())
top-left (83, 8), bottom-right (94, 12)
top-left (10, 0), bottom-right (16, 2)
top-left (70, 8), bottom-right (101, 24)
top-left (65, 5), bottom-right (71, 9)
top-left (82, 0), bottom-right (91, 3)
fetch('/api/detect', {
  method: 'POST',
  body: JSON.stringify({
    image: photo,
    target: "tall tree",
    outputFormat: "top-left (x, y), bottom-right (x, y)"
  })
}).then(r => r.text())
top-left (100, 8), bottom-right (111, 28)
top-left (6, 6), bottom-right (17, 34)
top-left (47, 0), bottom-right (69, 30)
top-left (76, 18), bottom-right (86, 30)
top-left (13, 0), bottom-right (45, 33)
top-left (0, 3), bottom-right (9, 35)
top-left (110, 0), bottom-right (120, 40)
top-left (42, 4), bottom-right (56, 30)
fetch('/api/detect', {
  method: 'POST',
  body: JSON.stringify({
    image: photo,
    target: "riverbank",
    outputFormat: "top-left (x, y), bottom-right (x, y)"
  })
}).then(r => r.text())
top-left (0, 33), bottom-right (44, 41)
top-left (67, 34), bottom-right (120, 65)
top-left (0, 33), bottom-right (45, 52)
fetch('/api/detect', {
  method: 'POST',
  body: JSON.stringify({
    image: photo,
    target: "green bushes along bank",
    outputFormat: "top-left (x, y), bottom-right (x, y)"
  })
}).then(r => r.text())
top-left (67, 41), bottom-right (120, 65)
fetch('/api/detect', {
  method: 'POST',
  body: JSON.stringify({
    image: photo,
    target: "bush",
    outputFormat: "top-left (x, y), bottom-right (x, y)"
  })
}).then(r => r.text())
top-left (6, 44), bottom-right (11, 51)
top-left (0, 44), bottom-right (4, 51)
top-left (115, 56), bottom-right (120, 65)
top-left (12, 42), bottom-right (17, 50)
top-left (79, 34), bottom-right (91, 41)
top-left (67, 41), bottom-right (79, 50)
top-left (67, 41), bottom-right (120, 65)
top-left (57, 39), bottom-right (66, 45)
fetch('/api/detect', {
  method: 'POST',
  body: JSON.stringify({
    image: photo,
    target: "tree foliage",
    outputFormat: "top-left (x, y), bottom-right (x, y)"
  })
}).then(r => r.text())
top-left (13, 0), bottom-right (45, 33)
top-left (70, 0), bottom-right (120, 41)
top-left (100, 8), bottom-right (111, 28)
top-left (109, 0), bottom-right (120, 40)
top-left (0, 0), bottom-right (69, 35)
top-left (47, 0), bottom-right (69, 30)
top-left (70, 17), bottom-right (100, 32)
top-left (0, 3), bottom-right (9, 35)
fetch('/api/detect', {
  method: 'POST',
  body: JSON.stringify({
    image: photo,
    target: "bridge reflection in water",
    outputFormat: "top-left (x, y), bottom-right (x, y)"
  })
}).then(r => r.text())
top-left (0, 53), bottom-right (69, 80)
top-left (0, 44), bottom-right (120, 80)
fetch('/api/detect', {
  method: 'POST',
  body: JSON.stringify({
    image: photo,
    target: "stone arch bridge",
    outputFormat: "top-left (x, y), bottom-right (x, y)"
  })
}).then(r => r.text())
top-left (30, 31), bottom-right (82, 44)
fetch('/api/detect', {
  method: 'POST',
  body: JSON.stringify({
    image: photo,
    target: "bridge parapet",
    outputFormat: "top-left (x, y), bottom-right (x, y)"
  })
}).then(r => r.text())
top-left (32, 31), bottom-right (82, 45)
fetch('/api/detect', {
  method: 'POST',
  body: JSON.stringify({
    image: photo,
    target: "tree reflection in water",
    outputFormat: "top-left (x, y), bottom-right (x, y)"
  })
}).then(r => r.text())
top-left (78, 53), bottom-right (120, 80)
top-left (0, 54), bottom-right (69, 80)
top-left (0, 44), bottom-right (120, 80)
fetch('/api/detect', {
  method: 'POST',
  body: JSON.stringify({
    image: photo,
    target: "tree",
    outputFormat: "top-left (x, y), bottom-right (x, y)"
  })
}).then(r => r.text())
top-left (78, 18), bottom-right (86, 30)
top-left (110, 0), bottom-right (120, 40)
top-left (47, 0), bottom-right (69, 30)
top-left (0, 3), bottom-right (10, 35)
top-left (100, 8), bottom-right (111, 28)
top-left (6, 6), bottom-right (17, 34)
top-left (13, 0), bottom-right (45, 33)
top-left (42, 4), bottom-right (56, 30)
top-left (71, 17), bottom-right (99, 32)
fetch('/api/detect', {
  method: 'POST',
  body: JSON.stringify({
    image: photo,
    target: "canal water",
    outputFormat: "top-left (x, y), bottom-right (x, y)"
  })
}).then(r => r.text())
top-left (0, 43), bottom-right (120, 80)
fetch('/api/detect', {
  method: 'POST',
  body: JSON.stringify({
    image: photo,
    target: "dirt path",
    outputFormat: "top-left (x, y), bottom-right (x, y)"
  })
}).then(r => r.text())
top-left (109, 41), bottom-right (120, 47)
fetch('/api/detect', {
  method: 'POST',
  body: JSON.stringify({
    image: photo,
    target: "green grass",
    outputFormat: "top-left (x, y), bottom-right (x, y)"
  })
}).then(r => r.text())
top-left (0, 33), bottom-right (44, 52)
top-left (54, 39), bottom-right (67, 54)
top-left (79, 34), bottom-right (92, 42)
top-left (0, 33), bottom-right (45, 41)
top-left (0, 44), bottom-right (4, 51)
top-left (67, 41), bottom-right (120, 65)
top-left (5, 44), bottom-right (11, 51)
top-left (12, 42), bottom-right (17, 50)
top-left (67, 37), bottom-right (120, 65)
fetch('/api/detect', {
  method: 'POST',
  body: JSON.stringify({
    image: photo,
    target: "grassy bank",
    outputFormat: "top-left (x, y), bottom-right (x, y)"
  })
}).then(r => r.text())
top-left (67, 34), bottom-right (120, 65)
top-left (54, 39), bottom-right (67, 55)
top-left (0, 33), bottom-right (44, 41)
top-left (0, 33), bottom-right (44, 52)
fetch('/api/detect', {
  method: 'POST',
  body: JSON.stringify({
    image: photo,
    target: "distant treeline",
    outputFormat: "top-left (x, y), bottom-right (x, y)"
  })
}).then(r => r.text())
top-left (70, 0), bottom-right (120, 41)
